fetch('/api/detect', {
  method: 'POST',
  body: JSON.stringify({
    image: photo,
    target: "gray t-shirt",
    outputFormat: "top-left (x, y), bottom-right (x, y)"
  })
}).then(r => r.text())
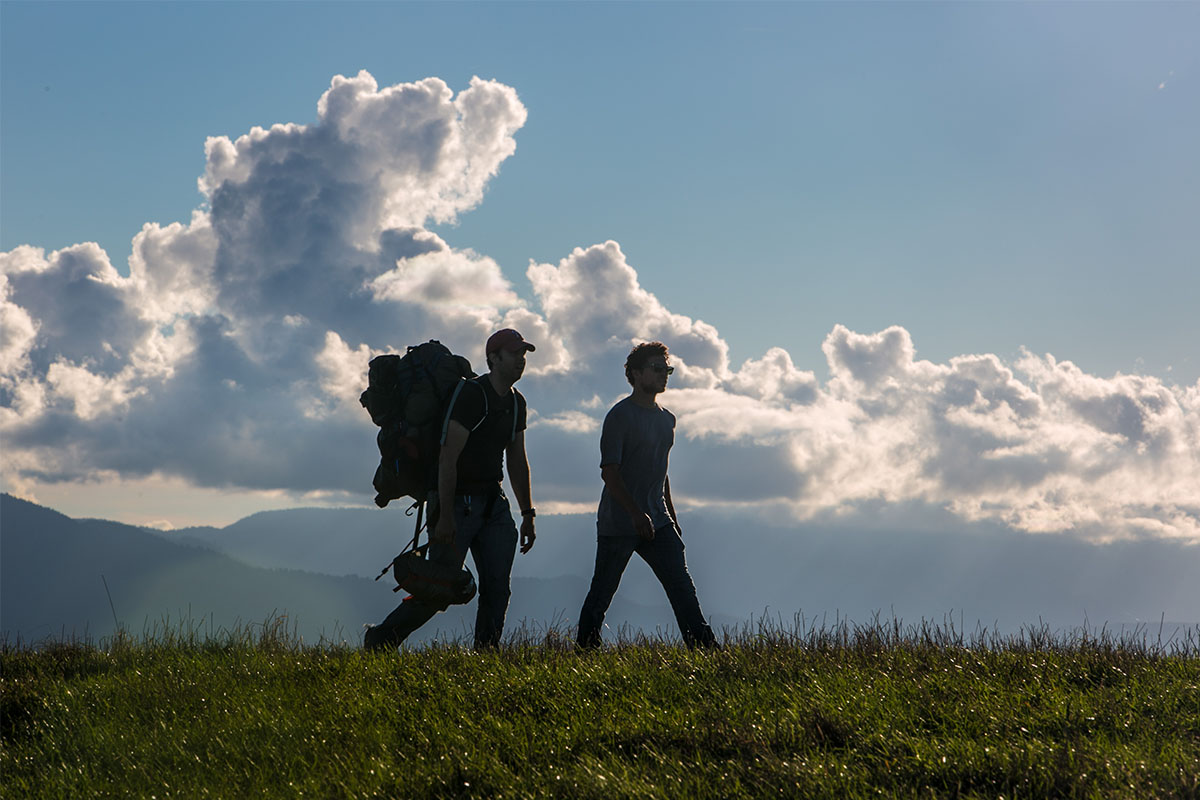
top-left (596, 397), bottom-right (676, 537)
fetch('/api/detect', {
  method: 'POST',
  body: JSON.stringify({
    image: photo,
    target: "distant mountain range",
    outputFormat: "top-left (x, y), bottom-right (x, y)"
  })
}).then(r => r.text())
top-left (3, 493), bottom-right (1197, 647)
top-left (0, 495), bottom-right (692, 646)
top-left (170, 506), bottom-right (420, 578)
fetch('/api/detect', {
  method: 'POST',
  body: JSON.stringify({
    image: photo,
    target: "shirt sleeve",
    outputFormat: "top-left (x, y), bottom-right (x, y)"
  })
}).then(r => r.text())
top-left (515, 390), bottom-right (527, 434)
top-left (599, 406), bottom-right (624, 468)
top-left (448, 379), bottom-right (487, 431)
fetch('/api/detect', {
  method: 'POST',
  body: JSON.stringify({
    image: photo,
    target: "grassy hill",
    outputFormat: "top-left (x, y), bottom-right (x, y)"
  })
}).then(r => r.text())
top-left (2, 620), bottom-right (1197, 799)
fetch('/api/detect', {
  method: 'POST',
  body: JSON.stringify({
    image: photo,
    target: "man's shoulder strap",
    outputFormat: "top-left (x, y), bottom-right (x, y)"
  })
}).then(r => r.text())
top-left (467, 377), bottom-right (491, 431)
top-left (510, 388), bottom-right (526, 442)
top-left (440, 377), bottom-right (490, 444)
top-left (442, 376), bottom-right (521, 443)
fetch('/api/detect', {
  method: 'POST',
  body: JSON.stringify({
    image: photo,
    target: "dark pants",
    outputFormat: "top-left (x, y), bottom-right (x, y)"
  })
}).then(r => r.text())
top-left (577, 524), bottom-right (716, 648)
top-left (373, 491), bottom-right (518, 649)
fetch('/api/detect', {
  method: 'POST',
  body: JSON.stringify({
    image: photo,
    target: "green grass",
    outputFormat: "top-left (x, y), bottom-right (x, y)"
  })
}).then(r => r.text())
top-left (3, 616), bottom-right (1198, 799)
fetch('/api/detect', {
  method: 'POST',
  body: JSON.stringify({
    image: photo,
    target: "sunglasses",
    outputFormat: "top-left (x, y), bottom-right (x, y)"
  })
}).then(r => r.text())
top-left (646, 364), bottom-right (674, 375)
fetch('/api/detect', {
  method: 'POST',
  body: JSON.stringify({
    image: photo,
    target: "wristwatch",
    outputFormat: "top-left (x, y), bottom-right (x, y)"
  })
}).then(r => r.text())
top-left (521, 507), bottom-right (536, 518)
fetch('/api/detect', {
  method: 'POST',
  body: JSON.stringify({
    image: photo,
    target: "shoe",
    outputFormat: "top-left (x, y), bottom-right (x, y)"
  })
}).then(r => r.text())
top-left (575, 630), bottom-right (603, 651)
top-left (684, 626), bottom-right (721, 650)
top-left (363, 624), bottom-right (394, 652)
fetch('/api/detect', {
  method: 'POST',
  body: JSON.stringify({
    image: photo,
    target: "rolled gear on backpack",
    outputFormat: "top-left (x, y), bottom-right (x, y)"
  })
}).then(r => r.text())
top-left (371, 498), bottom-right (475, 605)
top-left (387, 545), bottom-right (478, 606)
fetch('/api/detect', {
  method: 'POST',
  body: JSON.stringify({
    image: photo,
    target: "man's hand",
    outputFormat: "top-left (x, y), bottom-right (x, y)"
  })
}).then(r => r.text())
top-left (432, 512), bottom-right (455, 545)
top-left (633, 512), bottom-right (655, 541)
top-left (519, 516), bottom-right (536, 554)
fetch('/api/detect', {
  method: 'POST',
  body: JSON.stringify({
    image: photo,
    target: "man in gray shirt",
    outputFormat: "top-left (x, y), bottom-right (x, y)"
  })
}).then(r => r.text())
top-left (576, 341), bottom-right (717, 648)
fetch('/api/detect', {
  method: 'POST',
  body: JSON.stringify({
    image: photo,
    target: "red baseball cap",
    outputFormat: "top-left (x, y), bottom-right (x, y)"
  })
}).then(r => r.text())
top-left (486, 328), bottom-right (536, 355)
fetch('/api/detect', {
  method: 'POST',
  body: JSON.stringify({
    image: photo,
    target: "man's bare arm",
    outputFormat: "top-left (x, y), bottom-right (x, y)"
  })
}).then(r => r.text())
top-left (506, 430), bottom-right (536, 553)
top-left (601, 463), bottom-right (655, 540)
top-left (434, 420), bottom-right (469, 542)
top-left (665, 474), bottom-right (680, 536)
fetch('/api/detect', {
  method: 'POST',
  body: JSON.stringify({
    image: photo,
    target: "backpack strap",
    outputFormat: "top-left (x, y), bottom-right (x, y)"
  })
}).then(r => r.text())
top-left (511, 391), bottom-right (522, 443)
top-left (440, 377), bottom-right (489, 445)
top-left (438, 377), bottom-right (521, 445)
top-left (374, 499), bottom-right (426, 584)
top-left (473, 379), bottom-right (490, 432)
top-left (409, 500), bottom-right (424, 552)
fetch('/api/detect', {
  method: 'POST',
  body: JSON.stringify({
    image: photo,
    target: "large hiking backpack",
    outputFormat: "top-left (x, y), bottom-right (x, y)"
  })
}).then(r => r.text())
top-left (360, 340), bottom-right (474, 509)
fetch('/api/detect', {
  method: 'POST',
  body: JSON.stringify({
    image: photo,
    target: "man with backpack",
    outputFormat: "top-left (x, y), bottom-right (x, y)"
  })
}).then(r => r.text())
top-left (576, 341), bottom-right (718, 649)
top-left (365, 328), bottom-right (537, 650)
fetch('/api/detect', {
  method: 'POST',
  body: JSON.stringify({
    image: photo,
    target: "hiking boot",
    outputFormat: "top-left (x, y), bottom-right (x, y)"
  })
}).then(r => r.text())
top-left (363, 624), bottom-right (395, 652)
top-left (684, 626), bottom-right (721, 650)
top-left (574, 629), bottom-right (603, 651)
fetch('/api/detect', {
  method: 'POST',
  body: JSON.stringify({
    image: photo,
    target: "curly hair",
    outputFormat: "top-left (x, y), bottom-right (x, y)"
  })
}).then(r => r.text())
top-left (624, 341), bottom-right (670, 387)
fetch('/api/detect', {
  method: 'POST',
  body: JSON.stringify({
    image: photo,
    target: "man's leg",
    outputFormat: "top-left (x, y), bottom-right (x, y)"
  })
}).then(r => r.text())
top-left (576, 535), bottom-right (638, 648)
top-left (366, 497), bottom-right (479, 651)
top-left (468, 493), bottom-right (519, 649)
top-left (637, 525), bottom-right (717, 648)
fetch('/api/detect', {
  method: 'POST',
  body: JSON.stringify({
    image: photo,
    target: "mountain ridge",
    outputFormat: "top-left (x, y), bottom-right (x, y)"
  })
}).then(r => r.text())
top-left (1, 494), bottom-right (692, 646)
top-left (5, 493), bottom-right (1198, 644)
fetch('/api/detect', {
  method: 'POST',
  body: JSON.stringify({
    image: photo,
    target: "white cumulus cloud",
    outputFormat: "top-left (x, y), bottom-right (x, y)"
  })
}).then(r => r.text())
top-left (3, 71), bottom-right (1198, 543)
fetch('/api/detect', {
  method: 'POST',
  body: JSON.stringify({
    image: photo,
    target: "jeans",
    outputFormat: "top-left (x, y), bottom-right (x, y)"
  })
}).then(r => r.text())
top-left (577, 524), bottom-right (716, 648)
top-left (372, 490), bottom-right (518, 649)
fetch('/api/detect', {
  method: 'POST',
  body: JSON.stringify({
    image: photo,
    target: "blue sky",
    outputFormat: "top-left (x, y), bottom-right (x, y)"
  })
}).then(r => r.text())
top-left (5, 1), bottom-right (1196, 379)
top-left (2, 1), bottom-right (1198, 538)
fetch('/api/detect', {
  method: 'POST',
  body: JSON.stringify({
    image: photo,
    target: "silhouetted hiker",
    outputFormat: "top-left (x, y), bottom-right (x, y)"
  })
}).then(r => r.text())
top-left (365, 329), bottom-right (538, 650)
top-left (576, 342), bottom-right (718, 649)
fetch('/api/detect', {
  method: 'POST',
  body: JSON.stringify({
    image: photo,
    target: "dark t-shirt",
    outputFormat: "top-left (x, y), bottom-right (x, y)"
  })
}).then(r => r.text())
top-left (447, 376), bottom-right (527, 494)
top-left (596, 397), bottom-right (676, 537)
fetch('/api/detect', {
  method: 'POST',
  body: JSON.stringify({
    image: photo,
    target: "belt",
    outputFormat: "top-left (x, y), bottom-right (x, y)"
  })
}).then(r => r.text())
top-left (454, 482), bottom-right (501, 497)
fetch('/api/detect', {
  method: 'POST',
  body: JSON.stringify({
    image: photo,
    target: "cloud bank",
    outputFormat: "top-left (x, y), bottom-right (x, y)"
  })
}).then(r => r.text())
top-left (2, 71), bottom-right (1198, 542)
